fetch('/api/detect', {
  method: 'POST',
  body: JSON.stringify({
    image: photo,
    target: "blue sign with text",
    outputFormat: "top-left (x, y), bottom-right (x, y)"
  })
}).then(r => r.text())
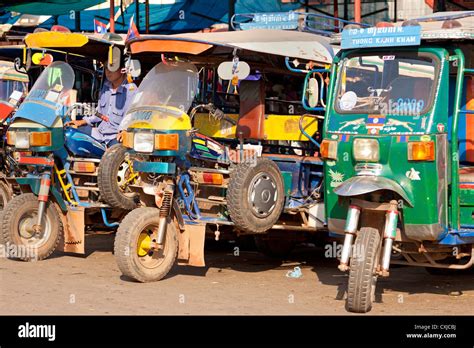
top-left (240, 12), bottom-right (299, 30)
top-left (341, 26), bottom-right (421, 49)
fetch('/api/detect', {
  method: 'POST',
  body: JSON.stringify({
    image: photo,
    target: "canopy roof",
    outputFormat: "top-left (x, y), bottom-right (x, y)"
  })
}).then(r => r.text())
top-left (128, 29), bottom-right (335, 65)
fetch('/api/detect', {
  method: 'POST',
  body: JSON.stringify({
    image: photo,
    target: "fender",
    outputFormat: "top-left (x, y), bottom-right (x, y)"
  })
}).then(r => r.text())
top-left (333, 175), bottom-right (413, 207)
top-left (15, 177), bottom-right (68, 211)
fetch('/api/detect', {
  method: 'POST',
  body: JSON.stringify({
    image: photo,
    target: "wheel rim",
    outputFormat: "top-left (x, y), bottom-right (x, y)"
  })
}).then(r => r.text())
top-left (135, 223), bottom-right (168, 269)
top-left (17, 209), bottom-right (51, 248)
top-left (248, 172), bottom-right (278, 218)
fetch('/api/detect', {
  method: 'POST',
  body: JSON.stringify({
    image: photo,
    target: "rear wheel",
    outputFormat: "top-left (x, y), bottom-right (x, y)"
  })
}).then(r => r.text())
top-left (98, 144), bottom-right (139, 210)
top-left (1, 193), bottom-right (62, 261)
top-left (346, 227), bottom-right (382, 313)
top-left (114, 207), bottom-right (178, 282)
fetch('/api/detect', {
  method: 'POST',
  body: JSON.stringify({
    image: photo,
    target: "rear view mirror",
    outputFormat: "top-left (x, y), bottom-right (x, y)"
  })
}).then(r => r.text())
top-left (306, 77), bottom-right (319, 108)
top-left (107, 46), bottom-right (121, 72)
top-left (217, 61), bottom-right (250, 80)
top-left (125, 58), bottom-right (141, 78)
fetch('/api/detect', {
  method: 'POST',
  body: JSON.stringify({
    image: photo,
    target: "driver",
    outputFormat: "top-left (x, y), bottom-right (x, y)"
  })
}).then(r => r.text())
top-left (66, 62), bottom-right (137, 146)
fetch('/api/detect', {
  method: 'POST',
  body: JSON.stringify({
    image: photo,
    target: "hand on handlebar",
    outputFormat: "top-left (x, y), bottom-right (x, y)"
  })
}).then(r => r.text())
top-left (65, 119), bottom-right (87, 128)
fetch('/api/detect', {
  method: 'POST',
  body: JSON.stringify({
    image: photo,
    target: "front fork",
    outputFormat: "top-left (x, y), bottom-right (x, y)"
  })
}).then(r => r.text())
top-left (33, 172), bottom-right (52, 234)
top-left (338, 200), bottom-right (399, 277)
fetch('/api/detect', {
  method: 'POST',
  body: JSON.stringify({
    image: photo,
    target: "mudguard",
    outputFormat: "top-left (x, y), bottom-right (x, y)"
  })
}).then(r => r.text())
top-left (334, 175), bottom-right (413, 207)
top-left (15, 177), bottom-right (68, 211)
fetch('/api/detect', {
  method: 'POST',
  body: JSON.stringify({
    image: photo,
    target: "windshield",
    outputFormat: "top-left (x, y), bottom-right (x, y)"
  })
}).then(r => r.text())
top-left (335, 53), bottom-right (437, 116)
top-left (0, 80), bottom-right (26, 102)
top-left (129, 61), bottom-right (198, 114)
top-left (26, 61), bottom-right (75, 107)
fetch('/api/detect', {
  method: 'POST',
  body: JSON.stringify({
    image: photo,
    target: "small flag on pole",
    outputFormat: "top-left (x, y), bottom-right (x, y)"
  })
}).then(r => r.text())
top-left (94, 19), bottom-right (107, 34)
top-left (126, 14), bottom-right (140, 41)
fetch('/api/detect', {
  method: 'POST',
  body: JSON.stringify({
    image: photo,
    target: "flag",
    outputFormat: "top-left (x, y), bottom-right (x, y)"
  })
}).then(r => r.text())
top-left (126, 14), bottom-right (140, 41)
top-left (94, 19), bottom-right (107, 34)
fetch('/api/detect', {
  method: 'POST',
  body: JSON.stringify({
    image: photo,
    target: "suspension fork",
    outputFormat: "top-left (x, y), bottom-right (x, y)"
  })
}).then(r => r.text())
top-left (33, 172), bottom-right (52, 234)
top-left (379, 200), bottom-right (399, 277)
top-left (155, 181), bottom-right (174, 248)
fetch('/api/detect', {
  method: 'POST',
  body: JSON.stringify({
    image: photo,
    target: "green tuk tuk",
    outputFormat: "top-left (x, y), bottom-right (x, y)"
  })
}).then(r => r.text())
top-left (320, 11), bottom-right (474, 312)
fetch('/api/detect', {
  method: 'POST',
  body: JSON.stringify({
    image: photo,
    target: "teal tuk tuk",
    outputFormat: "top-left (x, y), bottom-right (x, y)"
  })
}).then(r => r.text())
top-left (320, 11), bottom-right (474, 312)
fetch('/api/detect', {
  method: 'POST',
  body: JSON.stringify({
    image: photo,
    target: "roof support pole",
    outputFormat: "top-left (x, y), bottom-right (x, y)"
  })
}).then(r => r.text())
top-left (145, 0), bottom-right (150, 34)
top-left (354, 0), bottom-right (361, 23)
top-left (229, 0), bottom-right (235, 31)
top-left (109, 0), bottom-right (115, 33)
top-left (135, 0), bottom-right (140, 32)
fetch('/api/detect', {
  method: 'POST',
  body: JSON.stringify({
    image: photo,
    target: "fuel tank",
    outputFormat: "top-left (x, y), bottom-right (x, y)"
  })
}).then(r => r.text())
top-left (64, 127), bottom-right (106, 158)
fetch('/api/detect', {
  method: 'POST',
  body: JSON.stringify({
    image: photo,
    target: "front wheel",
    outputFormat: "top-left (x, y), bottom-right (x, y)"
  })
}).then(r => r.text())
top-left (346, 227), bottom-right (382, 313)
top-left (1, 193), bottom-right (62, 261)
top-left (114, 207), bottom-right (178, 282)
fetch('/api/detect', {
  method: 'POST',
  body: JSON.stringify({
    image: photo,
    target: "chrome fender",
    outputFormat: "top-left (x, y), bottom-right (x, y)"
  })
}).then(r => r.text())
top-left (333, 176), bottom-right (413, 207)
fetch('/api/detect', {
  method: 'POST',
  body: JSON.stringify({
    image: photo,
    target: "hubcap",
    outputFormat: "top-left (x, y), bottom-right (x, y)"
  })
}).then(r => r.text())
top-left (248, 173), bottom-right (278, 218)
top-left (18, 211), bottom-right (51, 248)
top-left (135, 224), bottom-right (166, 269)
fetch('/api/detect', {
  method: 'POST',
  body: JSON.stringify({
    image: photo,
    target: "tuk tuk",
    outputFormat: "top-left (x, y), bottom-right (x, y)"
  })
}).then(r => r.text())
top-left (1, 29), bottom-right (135, 261)
top-left (320, 11), bottom-right (474, 312)
top-left (99, 29), bottom-right (334, 282)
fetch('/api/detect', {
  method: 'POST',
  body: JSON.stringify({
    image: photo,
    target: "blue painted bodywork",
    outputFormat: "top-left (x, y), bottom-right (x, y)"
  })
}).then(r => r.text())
top-left (64, 127), bottom-right (106, 159)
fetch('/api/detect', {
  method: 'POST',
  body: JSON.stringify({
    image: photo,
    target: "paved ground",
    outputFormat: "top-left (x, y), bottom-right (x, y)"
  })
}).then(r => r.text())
top-left (1, 233), bottom-right (474, 315)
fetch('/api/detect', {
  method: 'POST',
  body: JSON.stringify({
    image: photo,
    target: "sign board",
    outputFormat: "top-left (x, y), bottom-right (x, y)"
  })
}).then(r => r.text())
top-left (341, 26), bottom-right (421, 49)
top-left (240, 11), bottom-right (299, 30)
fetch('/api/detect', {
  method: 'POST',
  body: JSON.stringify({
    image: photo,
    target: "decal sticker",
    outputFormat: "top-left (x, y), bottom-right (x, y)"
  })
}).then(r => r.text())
top-left (396, 135), bottom-right (408, 143)
top-left (382, 55), bottom-right (395, 60)
top-left (405, 168), bottom-right (421, 181)
top-left (420, 135), bottom-right (431, 142)
top-left (329, 169), bottom-right (344, 188)
top-left (331, 134), bottom-right (338, 140)
top-left (339, 118), bottom-right (365, 131)
top-left (206, 140), bottom-right (224, 155)
top-left (421, 116), bottom-right (427, 130)
top-left (385, 118), bottom-right (415, 132)
top-left (338, 134), bottom-right (351, 142)
top-left (437, 123), bottom-right (445, 133)
top-left (326, 160), bottom-right (336, 167)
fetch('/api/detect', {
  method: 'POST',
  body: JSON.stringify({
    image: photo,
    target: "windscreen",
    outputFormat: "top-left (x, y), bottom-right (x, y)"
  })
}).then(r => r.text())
top-left (335, 53), bottom-right (437, 116)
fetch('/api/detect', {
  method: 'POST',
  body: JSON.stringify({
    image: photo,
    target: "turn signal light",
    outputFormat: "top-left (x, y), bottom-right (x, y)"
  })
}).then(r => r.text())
top-left (408, 141), bottom-right (435, 161)
top-left (155, 133), bottom-right (179, 151)
top-left (30, 131), bottom-right (52, 146)
top-left (320, 139), bottom-right (338, 160)
top-left (122, 131), bottom-right (134, 149)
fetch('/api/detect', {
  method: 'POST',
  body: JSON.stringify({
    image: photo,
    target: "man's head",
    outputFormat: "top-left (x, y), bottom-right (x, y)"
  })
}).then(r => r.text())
top-left (105, 65), bottom-right (125, 86)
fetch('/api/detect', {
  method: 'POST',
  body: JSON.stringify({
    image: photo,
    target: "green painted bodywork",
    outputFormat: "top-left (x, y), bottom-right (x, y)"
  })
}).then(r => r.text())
top-left (15, 176), bottom-right (67, 212)
top-left (324, 46), bottom-right (452, 229)
top-left (281, 171), bottom-right (293, 196)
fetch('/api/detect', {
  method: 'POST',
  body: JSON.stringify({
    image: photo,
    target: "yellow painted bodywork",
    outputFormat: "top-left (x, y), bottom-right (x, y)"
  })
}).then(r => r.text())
top-left (194, 113), bottom-right (318, 141)
top-left (127, 106), bottom-right (192, 131)
top-left (25, 32), bottom-right (89, 48)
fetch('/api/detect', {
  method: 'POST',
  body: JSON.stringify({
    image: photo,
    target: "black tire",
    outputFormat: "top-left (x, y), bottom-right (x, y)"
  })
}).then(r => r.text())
top-left (254, 236), bottom-right (295, 258)
top-left (346, 227), bottom-right (382, 313)
top-left (1, 193), bottom-right (62, 261)
top-left (227, 157), bottom-right (284, 233)
top-left (114, 207), bottom-right (178, 282)
top-left (98, 143), bottom-right (139, 210)
top-left (0, 182), bottom-right (10, 246)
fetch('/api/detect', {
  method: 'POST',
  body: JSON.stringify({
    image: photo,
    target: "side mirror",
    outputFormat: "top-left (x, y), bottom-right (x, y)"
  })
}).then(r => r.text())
top-left (306, 77), bottom-right (319, 108)
top-left (107, 46), bottom-right (122, 72)
top-left (217, 61), bottom-right (250, 80)
top-left (125, 58), bottom-right (141, 78)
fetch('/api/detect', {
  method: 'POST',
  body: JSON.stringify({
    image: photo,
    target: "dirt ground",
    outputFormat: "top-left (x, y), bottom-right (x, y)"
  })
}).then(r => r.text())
top-left (1, 233), bottom-right (474, 315)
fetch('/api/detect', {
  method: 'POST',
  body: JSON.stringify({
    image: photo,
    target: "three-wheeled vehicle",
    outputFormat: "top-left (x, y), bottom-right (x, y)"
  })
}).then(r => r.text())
top-left (99, 29), bottom-right (335, 282)
top-left (321, 11), bottom-right (474, 312)
top-left (1, 29), bottom-right (134, 261)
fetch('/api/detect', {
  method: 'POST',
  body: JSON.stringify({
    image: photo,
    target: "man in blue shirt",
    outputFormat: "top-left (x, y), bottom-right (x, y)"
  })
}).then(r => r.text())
top-left (67, 64), bottom-right (137, 146)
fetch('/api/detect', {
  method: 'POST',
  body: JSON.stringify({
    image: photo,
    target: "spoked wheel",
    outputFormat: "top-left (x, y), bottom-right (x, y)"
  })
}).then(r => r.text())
top-left (114, 207), bottom-right (178, 282)
top-left (98, 144), bottom-right (139, 210)
top-left (1, 193), bottom-right (62, 261)
top-left (346, 227), bottom-right (382, 313)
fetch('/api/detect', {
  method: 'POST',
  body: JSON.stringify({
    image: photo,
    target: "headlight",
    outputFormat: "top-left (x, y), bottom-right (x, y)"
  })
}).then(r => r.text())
top-left (133, 132), bottom-right (154, 153)
top-left (7, 131), bottom-right (52, 149)
top-left (353, 138), bottom-right (379, 162)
